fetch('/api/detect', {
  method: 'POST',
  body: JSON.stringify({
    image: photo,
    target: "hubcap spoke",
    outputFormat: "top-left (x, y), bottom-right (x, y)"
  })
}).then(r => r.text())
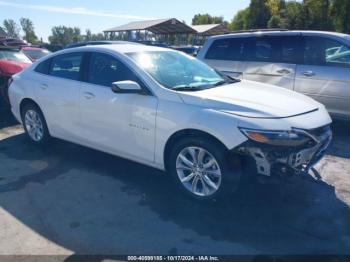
top-left (205, 169), bottom-right (221, 177)
top-left (187, 147), bottom-right (198, 165)
top-left (203, 158), bottom-right (215, 169)
top-left (203, 175), bottom-right (218, 190)
top-left (178, 153), bottom-right (194, 167)
top-left (192, 175), bottom-right (200, 194)
top-left (181, 172), bottom-right (195, 183)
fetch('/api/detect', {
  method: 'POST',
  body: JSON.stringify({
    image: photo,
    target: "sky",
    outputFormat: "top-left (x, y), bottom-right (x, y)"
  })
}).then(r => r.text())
top-left (0, 0), bottom-right (250, 41)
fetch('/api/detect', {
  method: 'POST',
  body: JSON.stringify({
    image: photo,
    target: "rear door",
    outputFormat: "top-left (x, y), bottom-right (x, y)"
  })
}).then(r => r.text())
top-left (242, 35), bottom-right (302, 90)
top-left (294, 36), bottom-right (350, 119)
top-left (33, 52), bottom-right (83, 137)
top-left (201, 37), bottom-right (247, 79)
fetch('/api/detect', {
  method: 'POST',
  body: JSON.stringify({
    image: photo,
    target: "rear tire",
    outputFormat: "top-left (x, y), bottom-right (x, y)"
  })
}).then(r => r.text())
top-left (21, 103), bottom-right (50, 145)
top-left (168, 136), bottom-right (241, 201)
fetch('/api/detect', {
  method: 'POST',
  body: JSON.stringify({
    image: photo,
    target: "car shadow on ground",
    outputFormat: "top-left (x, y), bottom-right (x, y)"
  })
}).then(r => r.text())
top-left (0, 111), bottom-right (350, 255)
top-left (0, 108), bottom-right (18, 129)
top-left (327, 121), bottom-right (350, 159)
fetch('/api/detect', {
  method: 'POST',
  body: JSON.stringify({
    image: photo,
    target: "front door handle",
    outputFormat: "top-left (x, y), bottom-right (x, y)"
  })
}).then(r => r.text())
top-left (276, 69), bottom-right (291, 75)
top-left (40, 83), bottom-right (49, 90)
top-left (83, 92), bottom-right (95, 100)
top-left (303, 71), bottom-right (315, 77)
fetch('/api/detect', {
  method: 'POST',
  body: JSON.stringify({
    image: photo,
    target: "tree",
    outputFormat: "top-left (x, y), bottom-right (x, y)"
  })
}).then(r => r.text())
top-left (20, 18), bottom-right (38, 44)
top-left (230, 8), bottom-right (250, 30)
top-left (303, 0), bottom-right (332, 30)
top-left (48, 26), bottom-right (83, 46)
top-left (248, 0), bottom-right (271, 28)
top-left (3, 19), bottom-right (20, 38)
top-left (331, 0), bottom-right (350, 34)
top-left (282, 1), bottom-right (306, 29)
top-left (192, 14), bottom-right (225, 25)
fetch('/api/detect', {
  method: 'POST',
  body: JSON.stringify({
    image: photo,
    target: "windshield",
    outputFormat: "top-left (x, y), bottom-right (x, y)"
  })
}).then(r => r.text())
top-left (23, 49), bottom-right (51, 61)
top-left (0, 50), bottom-right (32, 63)
top-left (128, 51), bottom-right (233, 91)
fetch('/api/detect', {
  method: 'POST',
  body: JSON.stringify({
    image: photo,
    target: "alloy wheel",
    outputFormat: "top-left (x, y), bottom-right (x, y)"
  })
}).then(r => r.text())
top-left (176, 146), bottom-right (222, 197)
top-left (24, 109), bottom-right (44, 142)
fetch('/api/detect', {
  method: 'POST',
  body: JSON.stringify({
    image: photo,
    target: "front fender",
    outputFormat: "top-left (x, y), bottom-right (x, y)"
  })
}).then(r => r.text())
top-left (154, 101), bottom-right (247, 168)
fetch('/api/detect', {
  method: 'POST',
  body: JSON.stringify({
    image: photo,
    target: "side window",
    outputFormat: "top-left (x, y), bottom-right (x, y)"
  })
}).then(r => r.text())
top-left (244, 37), bottom-right (278, 62)
top-left (34, 58), bottom-right (51, 75)
top-left (280, 36), bottom-right (302, 64)
top-left (244, 36), bottom-right (302, 64)
top-left (205, 38), bottom-right (244, 61)
top-left (87, 52), bottom-right (142, 87)
top-left (304, 36), bottom-right (350, 68)
top-left (49, 53), bottom-right (83, 80)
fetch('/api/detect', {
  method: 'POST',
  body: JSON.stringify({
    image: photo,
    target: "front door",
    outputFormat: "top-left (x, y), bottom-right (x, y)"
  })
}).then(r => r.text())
top-left (78, 52), bottom-right (158, 162)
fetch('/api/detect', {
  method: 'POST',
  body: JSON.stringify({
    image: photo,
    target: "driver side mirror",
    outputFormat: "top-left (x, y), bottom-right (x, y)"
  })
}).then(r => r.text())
top-left (111, 80), bottom-right (143, 94)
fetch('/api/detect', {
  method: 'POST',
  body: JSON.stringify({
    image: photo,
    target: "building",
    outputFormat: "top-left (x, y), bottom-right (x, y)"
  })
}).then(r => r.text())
top-left (191, 24), bottom-right (230, 45)
top-left (104, 18), bottom-right (196, 45)
top-left (104, 18), bottom-right (231, 46)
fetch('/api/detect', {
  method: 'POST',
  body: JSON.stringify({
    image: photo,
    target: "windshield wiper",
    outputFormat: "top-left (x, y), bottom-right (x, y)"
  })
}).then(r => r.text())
top-left (172, 86), bottom-right (203, 91)
top-left (213, 80), bottom-right (227, 87)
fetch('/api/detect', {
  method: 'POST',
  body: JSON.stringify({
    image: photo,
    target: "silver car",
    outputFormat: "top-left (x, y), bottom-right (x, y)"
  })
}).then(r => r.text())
top-left (197, 30), bottom-right (350, 120)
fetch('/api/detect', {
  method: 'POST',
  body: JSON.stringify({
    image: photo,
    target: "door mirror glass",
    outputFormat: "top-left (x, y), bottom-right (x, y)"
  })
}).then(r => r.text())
top-left (111, 80), bottom-right (142, 93)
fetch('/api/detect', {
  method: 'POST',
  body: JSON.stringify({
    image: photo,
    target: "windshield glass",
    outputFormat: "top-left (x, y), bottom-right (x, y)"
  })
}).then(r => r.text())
top-left (0, 50), bottom-right (32, 63)
top-left (23, 49), bottom-right (51, 61)
top-left (128, 51), bottom-right (230, 90)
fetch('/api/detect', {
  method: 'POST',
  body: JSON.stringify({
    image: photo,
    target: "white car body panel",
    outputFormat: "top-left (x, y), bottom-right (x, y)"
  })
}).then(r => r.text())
top-left (9, 44), bottom-right (332, 172)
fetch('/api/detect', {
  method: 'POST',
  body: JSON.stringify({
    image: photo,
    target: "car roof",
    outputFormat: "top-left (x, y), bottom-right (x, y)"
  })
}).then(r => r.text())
top-left (209, 30), bottom-right (350, 40)
top-left (21, 46), bottom-right (47, 51)
top-left (55, 43), bottom-right (171, 55)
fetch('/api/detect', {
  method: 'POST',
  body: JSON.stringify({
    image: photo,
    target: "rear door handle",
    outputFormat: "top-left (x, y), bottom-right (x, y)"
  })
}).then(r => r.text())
top-left (276, 69), bottom-right (291, 75)
top-left (303, 71), bottom-right (315, 77)
top-left (40, 83), bottom-right (49, 90)
top-left (83, 92), bottom-right (95, 100)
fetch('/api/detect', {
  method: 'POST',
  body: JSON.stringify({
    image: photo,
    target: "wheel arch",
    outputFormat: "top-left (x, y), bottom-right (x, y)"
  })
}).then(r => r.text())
top-left (163, 128), bottom-right (229, 171)
top-left (19, 98), bottom-right (42, 116)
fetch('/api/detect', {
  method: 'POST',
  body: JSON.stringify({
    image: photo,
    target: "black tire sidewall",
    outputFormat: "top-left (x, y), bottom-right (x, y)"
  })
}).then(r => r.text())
top-left (168, 136), bottom-right (240, 201)
top-left (21, 104), bottom-right (50, 145)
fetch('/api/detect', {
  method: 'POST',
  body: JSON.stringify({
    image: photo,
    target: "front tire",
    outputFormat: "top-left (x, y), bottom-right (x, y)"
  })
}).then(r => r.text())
top-left (168, 136), bottom-right (240, 201)
top-left (21, 103), bottom-right (50, 145)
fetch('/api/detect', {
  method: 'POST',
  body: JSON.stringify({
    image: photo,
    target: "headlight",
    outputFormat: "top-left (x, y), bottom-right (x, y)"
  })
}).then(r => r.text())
top-left (239, 128), bottom-right (313, 146)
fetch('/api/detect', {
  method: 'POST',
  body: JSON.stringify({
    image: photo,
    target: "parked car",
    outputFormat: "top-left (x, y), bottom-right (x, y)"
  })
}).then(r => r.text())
top-left (9, 44), bottom-right (332, 200)
top-left (170, 45), bottom-right (200, 56)
top-left (197, 30), bottom-right (350, 120)
top-left (0, 38), bottom-right (28, 47)
top-left (21, 46), bottom-right (51, 61)
top-left (0, 46), bottom-right (31, 106)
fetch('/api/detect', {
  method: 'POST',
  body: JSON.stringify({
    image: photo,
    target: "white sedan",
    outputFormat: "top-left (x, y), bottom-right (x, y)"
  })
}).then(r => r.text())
top-left (9, 44), bottom-right (332, 200)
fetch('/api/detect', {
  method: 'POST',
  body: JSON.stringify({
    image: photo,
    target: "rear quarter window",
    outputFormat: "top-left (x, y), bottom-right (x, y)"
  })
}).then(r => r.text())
top-left (34, 58), bottom-right (51, 75)
top-left (205, 38), bottom-right (244, 61)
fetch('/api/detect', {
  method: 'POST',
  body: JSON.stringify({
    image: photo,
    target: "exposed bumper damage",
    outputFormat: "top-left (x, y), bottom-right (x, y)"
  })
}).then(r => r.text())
top-left (235, 125), bottom-right (332, 176)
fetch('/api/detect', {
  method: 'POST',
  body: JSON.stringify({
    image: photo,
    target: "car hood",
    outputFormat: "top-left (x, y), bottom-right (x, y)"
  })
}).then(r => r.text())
top-left (0, 60), bottom-right (31, 76)
top-left (179, 80), bottom-right (321, 118)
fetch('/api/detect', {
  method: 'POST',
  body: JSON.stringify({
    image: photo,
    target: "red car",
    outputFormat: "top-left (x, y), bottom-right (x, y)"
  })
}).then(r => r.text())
top-left (0, 46), bottom-right (32, 106)
top-left (21, 46), bottom-right (51, 61)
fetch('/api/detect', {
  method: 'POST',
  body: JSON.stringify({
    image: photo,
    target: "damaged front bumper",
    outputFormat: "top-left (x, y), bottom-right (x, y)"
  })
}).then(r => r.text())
top-left (234, 125), bottom-right (332, 176)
